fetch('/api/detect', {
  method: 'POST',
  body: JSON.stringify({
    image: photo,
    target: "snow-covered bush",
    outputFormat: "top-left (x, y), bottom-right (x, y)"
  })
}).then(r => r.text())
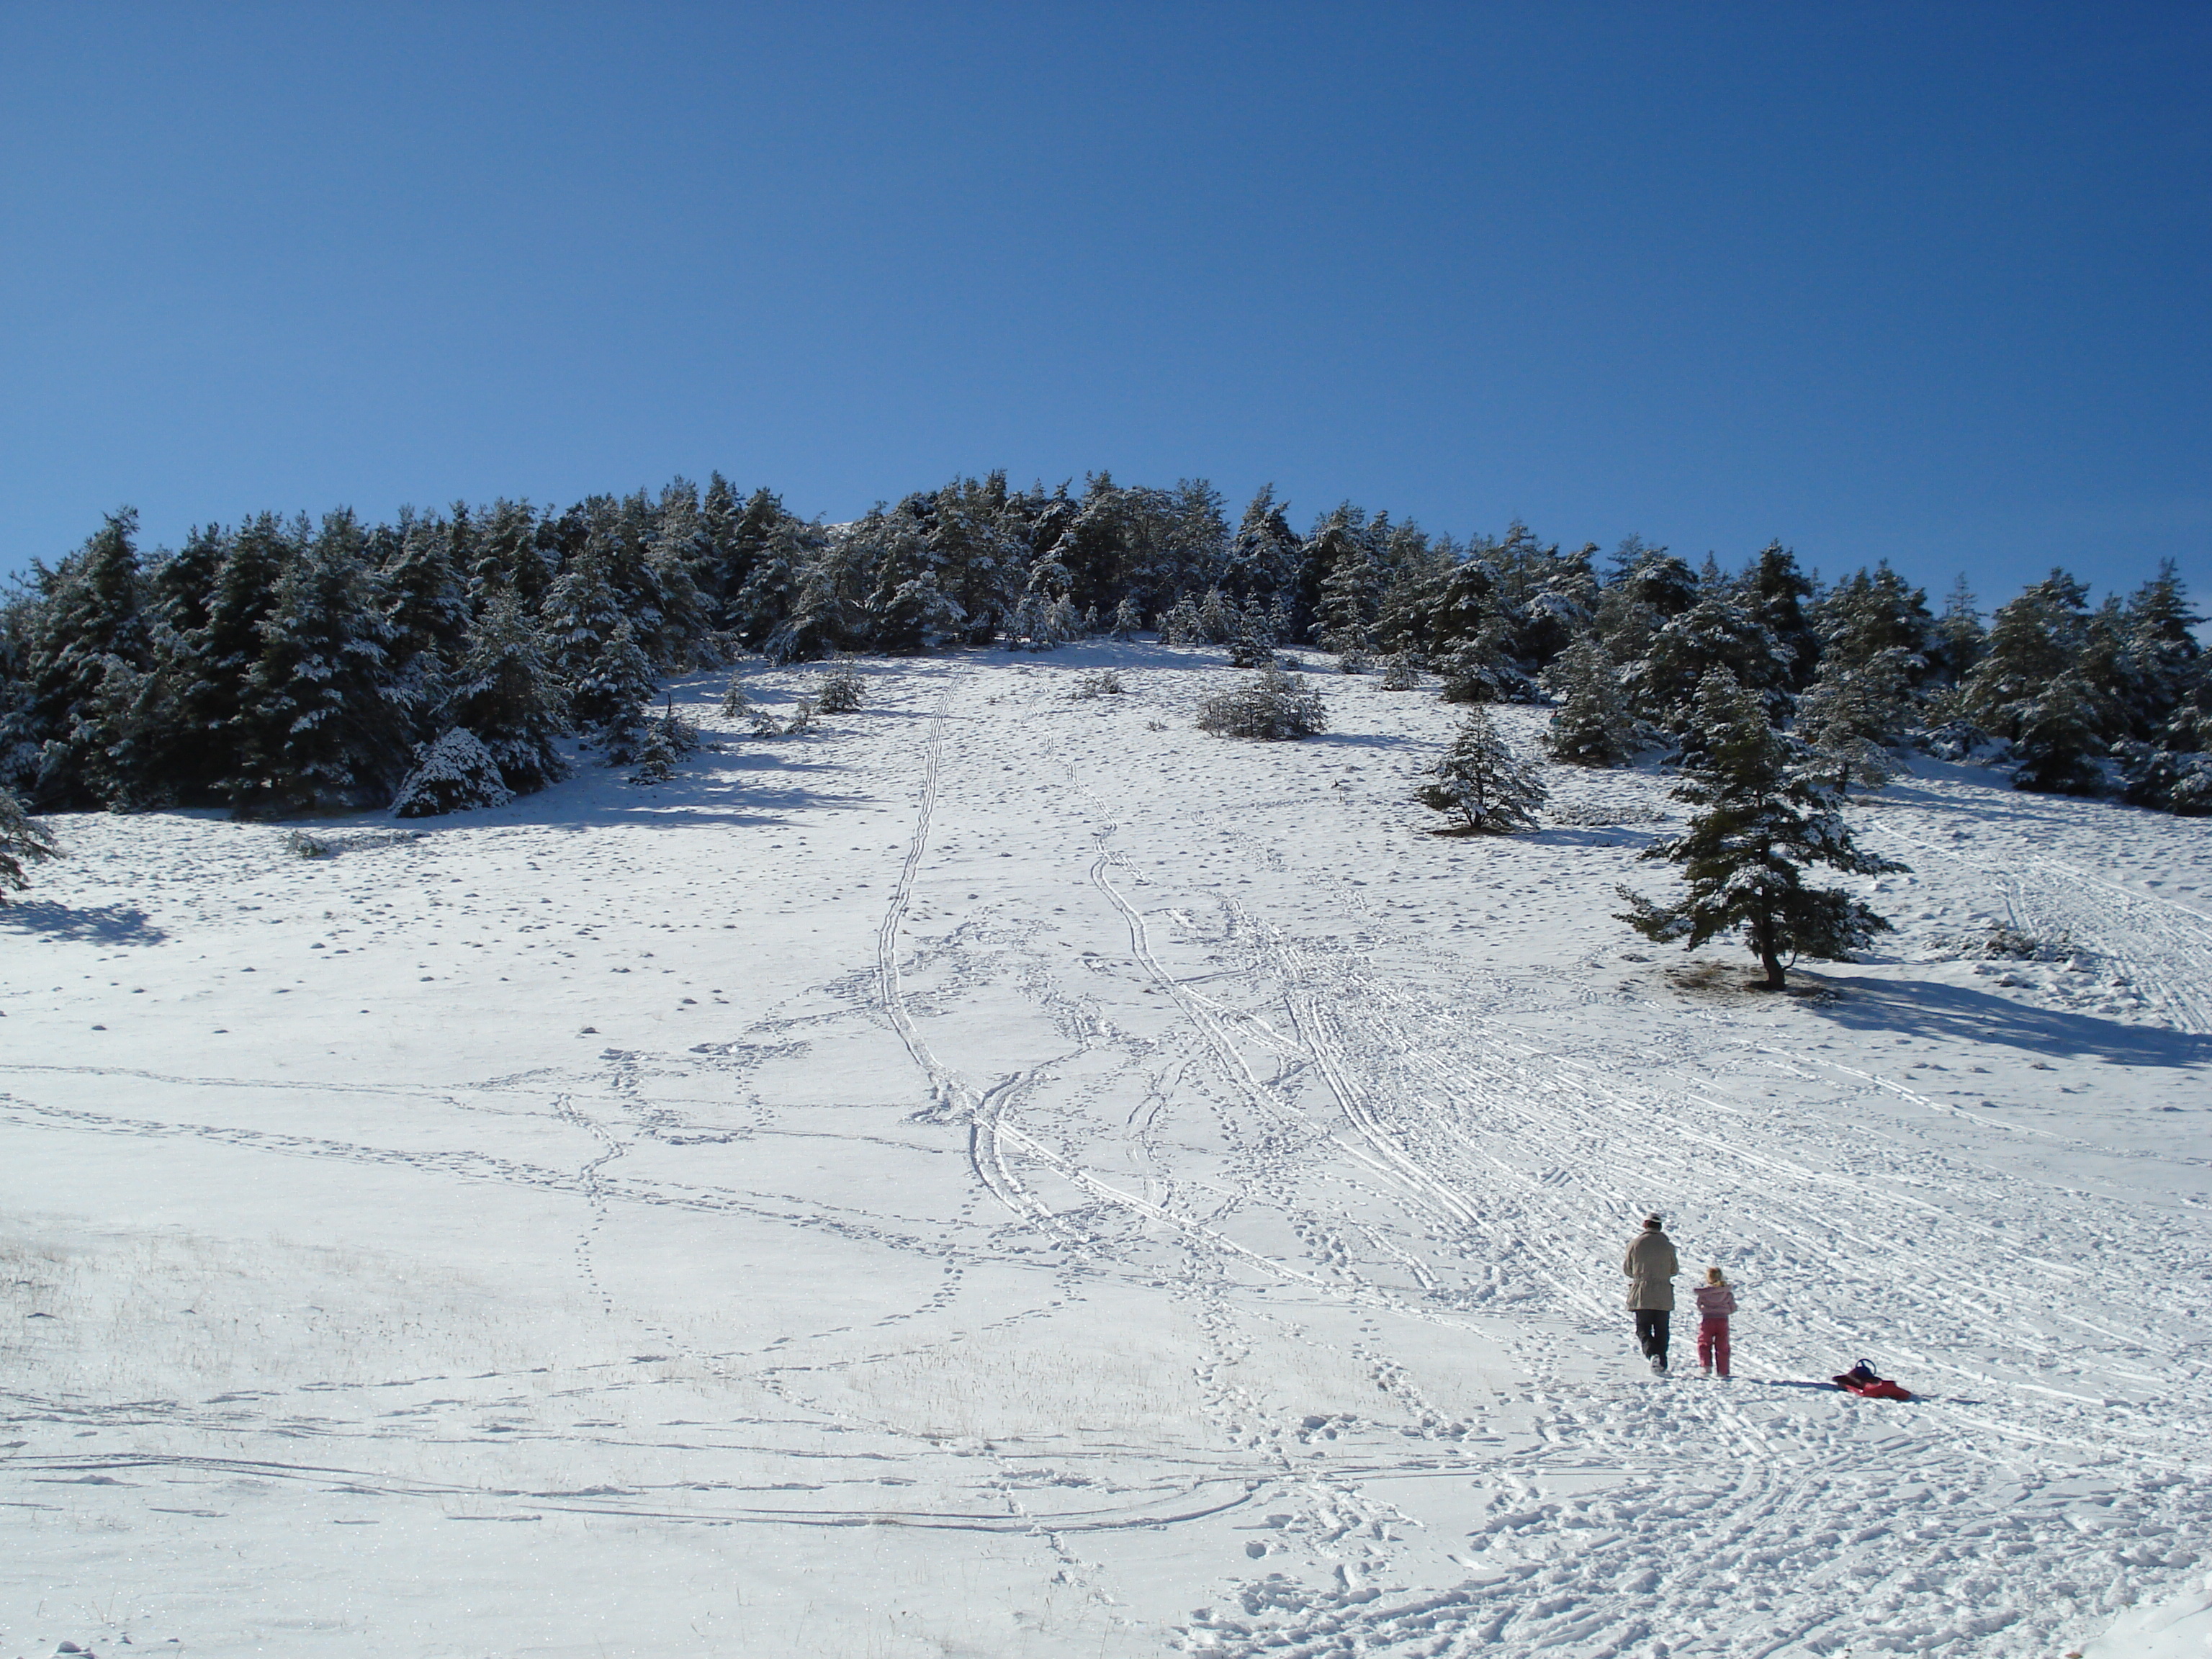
top-left (282, 829), bottom-right (334, 859)
top-left (391, 729), bottom-right (516, 818)
top-left (1979, 923), bottom-right (2078, 962)
top-left (1380, 652), bottom-right (1422, 691)
top-left (1197, 666), bottom-right (1326, 741)
top-left (1071, 670), bottom-right (1124, 699)
top-left (817, 659), bottom-right (866, 713)
top-left (629, 710), bottom-right (701, 784)
top-left (1336, 649), bottom-right (1372, 675)
top-left (0, 787), bottom-right (62, 902)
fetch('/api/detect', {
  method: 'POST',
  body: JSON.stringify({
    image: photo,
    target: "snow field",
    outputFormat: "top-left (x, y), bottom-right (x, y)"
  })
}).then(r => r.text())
top-left (2, 642), bottom-right (2207, 1658)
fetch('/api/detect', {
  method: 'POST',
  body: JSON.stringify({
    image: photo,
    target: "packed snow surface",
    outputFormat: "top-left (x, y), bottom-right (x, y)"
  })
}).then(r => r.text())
top-left (4, 644), bottom-right (2208, 1658)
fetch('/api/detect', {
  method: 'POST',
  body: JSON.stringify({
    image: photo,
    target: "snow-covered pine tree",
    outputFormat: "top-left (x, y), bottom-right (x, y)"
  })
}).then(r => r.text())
top-left (1416, 707), bottom-right (1547, 833)
top-left (0, 508), bottom-right (152, 806)
top-left (1539, 636), bottom-right (1636, 767)
top-left (441, 595), bottom-right (570, 796)
top-left (765, 523), bottom-right (873, 662)
top-left (1615, 669), bottom-right (1905, 990)
top-left (728, 517), bottom-right (819, 649)
top-left (232, 510), bottom-right (408, 816)
top-left (1219, 486), bottom-right (1303, 620)
top-left (1041, 595), bottom-right (1083, 649)
top-left (1305, 507), bottom-right (1382, 654)
top-left (1622, 590), bottom-right (1791, 743)
top-left (1930, 575), bottom-right (1985, 685)
top-left (1794, 647), bottom-right (1912, 793)
top-left (2008, 670), bottom-right (2106, 796)
top-left (863, 505), bottom-right (967, 652)
top-left (1226, 601), bottom-right (1276, 667)
top-left (1195, 588), bottom-right (1236, 645)
top-left (379, 509), bottom-right (473, 747)
top-left (1380, 650), bottom-right (1422, 691)
top-left (575, 618), bottom-right (657, 758)
top-left (1156, 595), bottom-right (1201, 646)
top-left (0, 786), bottom-right (61, 901)
top-left (1962, 568), bottom-right (2090, 743)
top-left (1107, 595), bottom-right (1143, 639)
top-left (1738, 542), bottom-right (1822, 691)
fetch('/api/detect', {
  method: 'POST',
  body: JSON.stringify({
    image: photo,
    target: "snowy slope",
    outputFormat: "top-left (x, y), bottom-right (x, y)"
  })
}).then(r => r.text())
top-left (2, 642), bottom-right (2206, 1659)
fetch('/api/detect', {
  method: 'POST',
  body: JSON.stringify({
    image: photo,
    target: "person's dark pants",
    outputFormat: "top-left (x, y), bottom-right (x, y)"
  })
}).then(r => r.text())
top-left (1634, 1309), bottom-right (1670, 1364)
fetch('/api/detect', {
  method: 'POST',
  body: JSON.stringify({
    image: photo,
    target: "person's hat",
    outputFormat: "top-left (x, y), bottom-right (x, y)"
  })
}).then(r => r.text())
top-left (1642, 1214), bottom-right (1663, 1229)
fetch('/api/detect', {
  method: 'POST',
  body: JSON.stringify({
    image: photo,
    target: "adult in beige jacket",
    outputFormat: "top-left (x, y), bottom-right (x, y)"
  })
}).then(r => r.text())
top-left (1623, 1215), bottom-right (1680, 1372)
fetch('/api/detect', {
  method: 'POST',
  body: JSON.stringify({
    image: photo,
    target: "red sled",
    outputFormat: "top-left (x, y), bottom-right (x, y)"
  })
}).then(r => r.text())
top-left (1832, 1361), bottom-right (1913, 1401)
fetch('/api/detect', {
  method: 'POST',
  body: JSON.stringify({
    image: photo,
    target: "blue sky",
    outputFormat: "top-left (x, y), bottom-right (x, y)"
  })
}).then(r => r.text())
top-left (4, 2), bottom-right (2206, 611)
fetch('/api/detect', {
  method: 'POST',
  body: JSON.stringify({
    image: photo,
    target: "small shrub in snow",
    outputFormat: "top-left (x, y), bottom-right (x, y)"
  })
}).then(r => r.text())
top-left (1336, 649), bottom-right (1371, 675)
top-left (1197, 665), bottom-right (1326, 741)
top-left (283, 829), bottom-right (335, 859)
top-left (1979, 924), bottom-right (2077, 962)
top-left (1380, 652), bottom-right (1422, 691)
top-left (629, 709), bottom-right (701, 785)
top-left (817, 659), bottom-right (866, 713)
top-left (1415, 709), bottom-right (1548, 835)
top-left (721, 678), bottom-right (755, 719)
top-left (391, 729), bottom-right (516, 818)
top-left (0, 787), bottom-right (62, 902)
top-left (750, 698), bottom-right (819, 738)
top-left (1071, 670), bottom-right (1124, 699)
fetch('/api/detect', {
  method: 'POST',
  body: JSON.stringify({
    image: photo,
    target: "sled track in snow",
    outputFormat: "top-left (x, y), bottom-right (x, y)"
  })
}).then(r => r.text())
top-left (1872, 820), bottom-right (2212, 1035)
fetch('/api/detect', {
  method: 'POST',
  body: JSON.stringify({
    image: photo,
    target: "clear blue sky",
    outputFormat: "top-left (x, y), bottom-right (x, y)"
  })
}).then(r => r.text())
top-left (4, 2), bottom-right (2206, 611)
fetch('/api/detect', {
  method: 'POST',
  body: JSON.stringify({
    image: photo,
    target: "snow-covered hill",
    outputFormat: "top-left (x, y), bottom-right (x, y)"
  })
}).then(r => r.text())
top-left (4, 643), bottom-right (2207, 1658)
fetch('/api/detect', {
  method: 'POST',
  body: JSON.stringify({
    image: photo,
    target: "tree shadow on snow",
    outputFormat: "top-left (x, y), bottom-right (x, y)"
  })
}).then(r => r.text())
top-left (1802, 973), bottom-right (2212, 1068)
top-left (0, 900), bottom-right (169, 945)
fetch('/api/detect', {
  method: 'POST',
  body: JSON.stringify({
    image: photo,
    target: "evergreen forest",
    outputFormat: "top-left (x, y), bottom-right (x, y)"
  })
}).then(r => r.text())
top-left (3, 472), bottom-right (2206, 820)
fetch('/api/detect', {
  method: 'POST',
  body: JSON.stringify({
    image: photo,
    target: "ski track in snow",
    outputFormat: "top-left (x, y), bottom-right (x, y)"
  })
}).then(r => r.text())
top-left (1, 646), bottom-right (2207, 1659)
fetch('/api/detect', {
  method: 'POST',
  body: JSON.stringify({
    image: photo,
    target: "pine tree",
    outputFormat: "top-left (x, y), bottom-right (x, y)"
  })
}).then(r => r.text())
top-left (1107, 595), bottom-right (1143, 638)
top-left (1220, 486), bottom-right (1303, 614)
top-left (728, 517), bottom-right (818, 649)
top-left (2009, 670), bottom-right (2105, 796)
top-left (1616, 670), bottom-right (1904, 989)
top-left (1310, 508), bottom-right (1382, 652)
top-left (442, 595), bottom-right (570, 796)
top-left (574, 617), bottom-right (657, 752)
top-left (1794, 647), bottom-right (1912, 793)
top-left (765, 524), bottom-right (871, 662)
top-left (1416, 708), bottom-right (1548, 833)
top-left (862, 506), bottom-right (967, 652)
top-left (1963, 569), bottom-right (2089, 739)
top-left (1623, 590), bottom-right (1790, 741)
top-left (1, 508), bottom-right (152, 806)
top-left (1740, 542), bottom-right (1822, 691)
top-left (233, 511), bottom-right (406, 815)
top-left (1540, 637), bottom-right (1637, 767)
top-left (0, 786), bottom-right (61, 901)
top-left (1930, 575), bottom-right (1986, 685)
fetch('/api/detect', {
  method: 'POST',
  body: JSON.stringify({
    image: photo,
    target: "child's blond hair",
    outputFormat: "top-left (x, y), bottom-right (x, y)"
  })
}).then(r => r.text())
top-left (1705, 1266), bottom-right (1728, 1285)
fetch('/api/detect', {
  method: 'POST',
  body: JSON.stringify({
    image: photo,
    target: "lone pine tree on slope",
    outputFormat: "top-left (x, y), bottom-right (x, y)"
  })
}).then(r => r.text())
top-left (1417, 707), bottom-right (1548, 833)
top-left (1616, 669), bottom-right (1904, 990)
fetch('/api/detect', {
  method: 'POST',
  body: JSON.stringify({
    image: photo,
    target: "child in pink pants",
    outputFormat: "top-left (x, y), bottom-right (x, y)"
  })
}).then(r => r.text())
top-left (1694, 1267), bottom-right (1736, 1377)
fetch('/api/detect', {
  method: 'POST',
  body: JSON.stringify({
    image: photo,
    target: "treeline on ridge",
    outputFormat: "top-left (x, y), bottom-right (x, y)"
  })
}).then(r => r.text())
top-left (1, 470), bottom-right (2206, 820)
